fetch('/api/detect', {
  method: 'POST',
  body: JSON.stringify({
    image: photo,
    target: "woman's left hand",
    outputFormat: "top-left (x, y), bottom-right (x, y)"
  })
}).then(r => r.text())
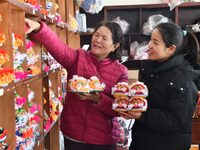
top-left (118, 111), bottom-right (142, 119)
top-left (76, 92), bottom-right (100, 103)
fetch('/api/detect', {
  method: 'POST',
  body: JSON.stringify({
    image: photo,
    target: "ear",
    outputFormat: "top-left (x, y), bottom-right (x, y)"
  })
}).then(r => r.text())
top-left (112, 43), bottom-right (120, 52)
top-left (167, 44), bottom-right (176, 55)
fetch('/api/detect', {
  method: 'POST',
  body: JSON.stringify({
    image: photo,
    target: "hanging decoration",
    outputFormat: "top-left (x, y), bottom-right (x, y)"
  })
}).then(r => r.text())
top-left (25, 0), bottom-right (40, 11)
top-left (15, 89), bottom-right (41, 149)
top-left (26, 38), bottom-right (41, 77)
top-left (12, 33), bottom-right (24, 49)
top-left (67, 13), bottom-right (78, 32)
top-left (48, 53), bottom-right (61, 70)
top-left (0, 68), bottom-right (15, 87)
top-left (0, 127), bottom-right (11, 150)
top-left (12, 33), bottom-right (27, 81)
top-left (0, 49), bottom-right (9, 66)
top-left (0, 32), bottom-right (6, 47)
top-left (44, 110), bottom-right (51, 133)
top-left (42, 50), bottom-right (50, 72)
top-left (0, 14), bottom-right (2, 23)
top-left (75, 0), bottom-right (105, 14)
top-left (14, 91), bottom-right (27, 109)
top-left (163, 0), bottom-right (192, 10)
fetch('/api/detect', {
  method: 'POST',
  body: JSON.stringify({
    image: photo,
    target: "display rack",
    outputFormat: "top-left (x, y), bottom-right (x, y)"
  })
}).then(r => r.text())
top-left (0, 0), bottom-right (78, 149)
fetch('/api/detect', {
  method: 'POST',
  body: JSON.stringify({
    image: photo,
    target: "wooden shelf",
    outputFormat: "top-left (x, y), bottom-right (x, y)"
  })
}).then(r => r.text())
top-left (192, 118), bottom-right (200, 144)
top-left (0, 0), bottom-right (77, 149)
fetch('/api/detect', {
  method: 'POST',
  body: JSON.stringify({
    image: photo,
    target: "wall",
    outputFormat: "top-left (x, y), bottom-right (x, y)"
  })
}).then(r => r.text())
top-left (104, 0), bottom-right (200, 6)
top-left (104, 0), bottom-right (162, 5)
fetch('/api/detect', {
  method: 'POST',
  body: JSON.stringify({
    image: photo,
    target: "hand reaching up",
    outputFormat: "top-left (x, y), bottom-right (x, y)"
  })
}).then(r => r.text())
top-left (25, 18), bottom-right (41, 34)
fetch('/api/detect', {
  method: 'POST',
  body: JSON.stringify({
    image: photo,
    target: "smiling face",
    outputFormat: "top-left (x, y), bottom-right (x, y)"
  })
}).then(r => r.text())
top-left (91, 26), bottom-right (118, 60)
top-left (147, 28), bottom-right (176, 62)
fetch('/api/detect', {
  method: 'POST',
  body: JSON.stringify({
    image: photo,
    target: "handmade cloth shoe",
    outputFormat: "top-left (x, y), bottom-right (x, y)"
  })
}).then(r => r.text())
top-left (0, 127), bottom-right (7, 142)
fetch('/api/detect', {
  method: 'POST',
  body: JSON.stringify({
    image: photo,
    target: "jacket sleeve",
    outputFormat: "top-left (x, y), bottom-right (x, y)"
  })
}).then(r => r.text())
top-left (93, 67), bottom-right (129, 118)
top-left (140, 78), bottom-right (198, 133)
top-left (29, 22), bottom-right (78, 70)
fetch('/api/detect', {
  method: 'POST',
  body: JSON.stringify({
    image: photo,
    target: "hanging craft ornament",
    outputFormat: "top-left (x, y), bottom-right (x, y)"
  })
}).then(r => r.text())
top-left (17, 0), bottom-right (26, 3)
top-left (14, 92), bottom-right (27, 109)
top-left (44, 111), bottom-right (51, 132)
top-left (12, 33), bottom-right (24, 49)
top-left (26, 0), bottom-right (38, 6)
top-left (14, 65), bottom-right (27, 81)
top-left (27, 63), bottom-right (41, 77)
top-left (15, 108), bottom-right (29, 129)
top-left (0, 142), bottom-right (11, 150)
top-left (0, 67), bottom-right (15, 87)
top-left (42, 62), bottom-right (50, 72)
top-left (0, 14), bottom-right (2, 23)
top-left (0, 127), bottom-right (7, 142)
top-left (67, 13), bottom-right (78, 32)
top-left (0, 130), bottom-right (10, 149)
top-left (0, 32), bottom-right (6, 47)
top-left (28, 101), bottom-right (41, 114)
top-left (0, 49), bottom-right (9, 66)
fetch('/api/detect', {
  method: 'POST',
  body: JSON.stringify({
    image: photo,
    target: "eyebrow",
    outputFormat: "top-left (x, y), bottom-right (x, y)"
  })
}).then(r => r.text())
top-left (152, 38), bottom-right (159, 43)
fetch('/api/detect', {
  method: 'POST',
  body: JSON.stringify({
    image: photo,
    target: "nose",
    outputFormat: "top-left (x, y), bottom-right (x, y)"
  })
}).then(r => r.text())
top-left (95, 37), bottom-right (101, 43)
top-left (148, 40), bottom-right (152, 49)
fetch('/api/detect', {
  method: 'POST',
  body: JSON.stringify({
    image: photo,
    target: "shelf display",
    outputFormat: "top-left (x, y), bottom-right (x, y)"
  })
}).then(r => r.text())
top-left (0, 0), bottom-right (77, 149)
top-left (0, 127), bottom-right (11, 150)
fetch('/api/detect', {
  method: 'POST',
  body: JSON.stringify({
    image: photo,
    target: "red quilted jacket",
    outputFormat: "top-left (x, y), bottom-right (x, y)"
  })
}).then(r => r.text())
top-left (30, 22), bottom-right (128, 144)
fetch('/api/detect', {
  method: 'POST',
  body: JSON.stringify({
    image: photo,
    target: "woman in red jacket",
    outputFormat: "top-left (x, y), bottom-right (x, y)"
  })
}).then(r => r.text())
top-left (25, 18), bottom-right (128, 150)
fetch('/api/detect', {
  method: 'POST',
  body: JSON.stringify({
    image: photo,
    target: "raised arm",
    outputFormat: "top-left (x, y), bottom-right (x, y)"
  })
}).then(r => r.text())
top-left (25, 18), bottom-right (78, 70)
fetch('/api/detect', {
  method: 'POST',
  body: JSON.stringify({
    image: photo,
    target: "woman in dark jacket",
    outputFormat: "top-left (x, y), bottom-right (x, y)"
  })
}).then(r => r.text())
top-left (120, 22), bottom-right (200, 150)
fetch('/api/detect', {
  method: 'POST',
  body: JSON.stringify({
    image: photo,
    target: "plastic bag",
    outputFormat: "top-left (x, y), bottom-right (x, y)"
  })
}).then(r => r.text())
top-left (112, 117), bottom-right (129, 150)
top-left (75, 0), bottom-right (105, 14)
top-left (112, 17), bottom-right (130, 34)
top-left (143, 14), bottom-right (169, 35)
top-left (130, 41), bottom-right (149, 60)
top-left (164, 0), bottom-right (184, 11)
top-left (60, 131), bottom-right (64, 150)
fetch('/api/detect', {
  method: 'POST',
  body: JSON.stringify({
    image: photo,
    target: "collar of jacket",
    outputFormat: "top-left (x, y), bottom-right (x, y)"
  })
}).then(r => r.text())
top-left (88, 51), bottom-right (116, 66)
top-left (142, 54), bottom-right (187, 74)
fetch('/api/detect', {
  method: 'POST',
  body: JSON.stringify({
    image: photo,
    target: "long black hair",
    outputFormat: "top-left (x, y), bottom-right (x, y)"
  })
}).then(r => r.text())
top-left (155, 22), bottom-right (199, 69)
top-left (94, 21), bottom-right (124, 60)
